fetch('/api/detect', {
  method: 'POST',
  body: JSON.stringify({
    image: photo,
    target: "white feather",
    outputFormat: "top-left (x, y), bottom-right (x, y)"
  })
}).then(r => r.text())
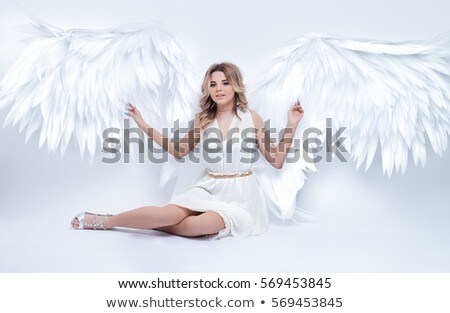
top-left (0, 20), bottom-right (199, 160)
top-left (250, 32), bottom-right (450, 219)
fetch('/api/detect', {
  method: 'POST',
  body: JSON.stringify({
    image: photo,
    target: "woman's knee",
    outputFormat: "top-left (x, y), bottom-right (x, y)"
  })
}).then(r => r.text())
top-left (161, 204), bottom-right (200, 223)
top-left (182, 212), bottom-right (226, 236)
top-left (158, 212), bottom-right (226, 237)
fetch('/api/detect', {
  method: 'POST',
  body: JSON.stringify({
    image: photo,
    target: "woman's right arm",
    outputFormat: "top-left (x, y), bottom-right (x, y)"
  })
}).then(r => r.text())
top-left (126, 103), bottom-right (200, 159)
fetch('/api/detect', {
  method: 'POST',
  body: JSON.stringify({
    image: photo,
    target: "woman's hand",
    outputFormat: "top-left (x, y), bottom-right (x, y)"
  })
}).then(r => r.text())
top-left (287, 100), bottom-right (304, 127)
top-left (126, 103), bottom-right (146, 127)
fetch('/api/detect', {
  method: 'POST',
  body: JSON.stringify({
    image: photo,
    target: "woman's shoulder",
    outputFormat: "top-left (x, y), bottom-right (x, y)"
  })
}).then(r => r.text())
top-left (247, 109), bottom-right (259, 116)
top-left (246, 109), bottom-right (264, 127)
top-left (193, 112), bottom-right (201, 127)
top-left (239, 108), bottom-right (259, 119)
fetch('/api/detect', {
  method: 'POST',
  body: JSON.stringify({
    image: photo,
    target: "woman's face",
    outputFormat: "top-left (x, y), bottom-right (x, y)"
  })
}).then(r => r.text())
top-left (208, 71), bottom-right (235, 107)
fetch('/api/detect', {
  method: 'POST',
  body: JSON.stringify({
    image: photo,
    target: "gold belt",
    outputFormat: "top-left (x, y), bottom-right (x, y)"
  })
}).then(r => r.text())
top-left (207, 170), bottom-right (253, 179)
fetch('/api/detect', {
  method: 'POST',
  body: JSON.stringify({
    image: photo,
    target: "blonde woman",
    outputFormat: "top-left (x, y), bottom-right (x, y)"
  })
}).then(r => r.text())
top-left (71, 62), bottom-right (304, 239)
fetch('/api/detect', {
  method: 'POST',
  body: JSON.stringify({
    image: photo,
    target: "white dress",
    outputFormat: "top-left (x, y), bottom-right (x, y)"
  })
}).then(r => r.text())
top-left (168, 108), bottom-right (269, 239)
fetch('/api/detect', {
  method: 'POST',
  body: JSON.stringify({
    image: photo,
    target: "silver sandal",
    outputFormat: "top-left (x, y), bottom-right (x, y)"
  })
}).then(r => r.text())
top-left (71, 211), bottom-right (113, 230)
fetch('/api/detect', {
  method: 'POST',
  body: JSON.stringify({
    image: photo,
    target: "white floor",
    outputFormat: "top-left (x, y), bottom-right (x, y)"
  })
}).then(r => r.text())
top-left (1, 125), bottom-right (449, 273)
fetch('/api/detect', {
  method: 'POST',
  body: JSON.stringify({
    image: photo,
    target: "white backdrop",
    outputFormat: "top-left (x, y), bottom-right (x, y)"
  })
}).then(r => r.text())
top-left (0, 0), bottom-right (449, 272)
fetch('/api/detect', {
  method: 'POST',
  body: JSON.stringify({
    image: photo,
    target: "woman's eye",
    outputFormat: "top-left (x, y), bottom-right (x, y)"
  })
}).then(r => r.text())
top-left (210, 83), bottom-right (216, 87)
top-left (223, 82), bottom-right (229, 85)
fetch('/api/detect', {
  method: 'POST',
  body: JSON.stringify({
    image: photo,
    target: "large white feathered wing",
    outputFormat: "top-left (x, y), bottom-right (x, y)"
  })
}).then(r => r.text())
top-left (0, 19), bottom-right (199, 159)
top-left (250, 32), bottom-right (450, 220)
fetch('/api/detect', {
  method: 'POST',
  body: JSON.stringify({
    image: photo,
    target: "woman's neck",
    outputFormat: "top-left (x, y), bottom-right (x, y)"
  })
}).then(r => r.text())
top-left (217, 107), bottom-right (233, 112)
top-left (216, 100), bottom-right (235, 113)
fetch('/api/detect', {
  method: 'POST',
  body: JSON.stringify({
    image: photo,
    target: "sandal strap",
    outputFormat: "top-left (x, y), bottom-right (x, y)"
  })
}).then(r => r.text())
top-left (77, 212), bottom-right (113, 230)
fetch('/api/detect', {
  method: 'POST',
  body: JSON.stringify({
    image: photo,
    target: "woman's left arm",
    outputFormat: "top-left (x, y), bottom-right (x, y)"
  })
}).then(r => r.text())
top-left (251, 101), bottom-right (304, 169)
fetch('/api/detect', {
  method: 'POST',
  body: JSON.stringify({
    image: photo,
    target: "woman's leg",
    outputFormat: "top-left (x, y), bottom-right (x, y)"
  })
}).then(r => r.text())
top-left (156, 211), bottom-right (226, 237)
top-left (73, 204), bottom-right (200, 230)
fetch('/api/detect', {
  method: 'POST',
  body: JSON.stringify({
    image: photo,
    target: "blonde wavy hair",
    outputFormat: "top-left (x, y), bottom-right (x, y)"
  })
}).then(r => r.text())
top-left (198, 62), bottom-right (248, 130)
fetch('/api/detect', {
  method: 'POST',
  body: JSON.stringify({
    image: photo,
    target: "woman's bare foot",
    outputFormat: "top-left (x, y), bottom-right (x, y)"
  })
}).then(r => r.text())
top-left (71, 212), bottom-right (113, 230)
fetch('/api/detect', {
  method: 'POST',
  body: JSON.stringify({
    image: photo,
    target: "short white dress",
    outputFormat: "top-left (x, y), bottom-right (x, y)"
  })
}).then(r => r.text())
top-left (168, 108), bottom-right (269, 239)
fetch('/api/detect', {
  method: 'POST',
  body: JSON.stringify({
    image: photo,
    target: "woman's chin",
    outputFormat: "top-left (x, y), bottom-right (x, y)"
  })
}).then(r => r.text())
top-left (214, 99), bottom-right (233, 107)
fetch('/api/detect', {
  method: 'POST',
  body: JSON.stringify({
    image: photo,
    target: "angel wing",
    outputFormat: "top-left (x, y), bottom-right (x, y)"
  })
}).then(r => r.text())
top-left (249, 32), bottom-right (450, 220)
top-left (0, 18), bottom-right (199, 159)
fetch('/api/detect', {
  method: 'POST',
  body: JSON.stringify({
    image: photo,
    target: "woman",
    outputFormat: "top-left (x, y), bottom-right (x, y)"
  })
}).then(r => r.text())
top-left (71, 62), bottom-right (304, 239)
